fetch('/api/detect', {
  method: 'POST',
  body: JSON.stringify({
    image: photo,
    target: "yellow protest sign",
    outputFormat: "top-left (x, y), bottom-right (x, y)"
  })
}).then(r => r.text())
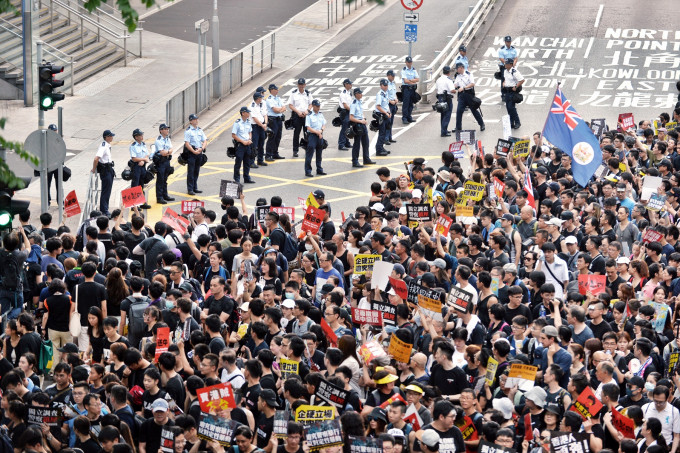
top-left (456, 206), bottom-right (474, 217)
top-left (305, 192), bottom-right (320, 208)
top-left (486, 357), bottom-right (499, 386)
top-left (463, 181), bottom-right (485, 201)
top-left (455, 196), bottom-right (469, 207)
top-left (417, 294), bottom-right (443, 321)
top-left (279, 358), bottom-right (300, 379)
top-left (506, 363), bottom-right (538, 389)
top-left (295, 405), bottom-right (336, 425)
top-left (354, 254), bottom-right (382, 275)
top-left (512, 139), bottom-right (530, 158)
top-left (388, 335), bottom-right (413, 363)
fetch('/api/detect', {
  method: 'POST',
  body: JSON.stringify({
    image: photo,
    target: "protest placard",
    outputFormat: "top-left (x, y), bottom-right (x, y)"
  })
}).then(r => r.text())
top-left (448, 286), bottom-right (475, 313)
top-left (161, 207), bottom-right (187, 235)
top-left (463, 181), bottom-right (486, 201)
top-left (407, 280), bottom-right (444, 305)
top-left (295, 405), bottom-right (336, 426)
top-left (417, 294), bottom-right (443, 321)
top-left (274, 411), bottom-right (289, 438)
top-left (219, 179), bottom-right (243, 198)
top-left (121, 186), bottom-right (145, 208)
top-left (618, 113), bottom-right (635, 131)
top-left (449, 141), bottom-right (465, 158)
top-left (493, 177), bottom-right (505, 200)
top-left (305, 192), bottom-right (320, 208)
top-left (404, 404), bottom-right (424, 431)
top-left (371, 261), bottom-right (394, 291)
top-left (351, 308), bottom-right (383, 326)
top-left (181, 200), bottom-right (204, 214)
top-left (27, 406), bottom-right (62, 427)
top-left (486, 358), bottom-right (498, 387)
top-left (570, 386), bottom-right (603, 419)
top-left (315, 378), bottom-right (349, 409)
top-left (456, 205), bottom-right (474, 218)
top-left (549, 432), bottom-right (590, 453)
top-left (642, 229), bottom-right (663, 244)
top-left (512, 140), bottom-right (530, 158)
top-left (301, 205), bottom-right (324, 234)
top-left (648, 193), bottom-right (667, 211)
top-left (455, 415), bottom-right (479, 441)
top-left (197, 415), bottom-right (241, 446)
top-left (64, 190), bottom-right (81, 217)
top-left (641, 176), bottom-right (663, 201)
top-left (320, 318), bottom-right (338, 347)
top-left (455, 129), bottom-right (476, 145)
top-left (406, 203), bottom-right (432, 222)
top-left (479, 439), bottom-right (517, 453)
top-left (506, 364), bottom-right (538, 391)
top-left (434, 214), bottom-right (453, 236)
top-left (590, 118), bottom-right (606, 138)
top-left (668, 351), bottom-right (680, 377)
top-left (379, 393), bottom-right (407, 409)
top-left (388, 335), bottom-right (413, 363)
top-left (577, 275), bottom-right (607, 295)
top-left (255, 205), bottom-right (271, 228)
top-left (496, 138), bottom-right (512, 157)
top-left (354, 254), bottom-right (382, 275)
top-left (279, 358), bottom-right (300, 379)
top-left (271, 206), bottom-right (296, 222)
top-left (161, 427), bottom-right (175, 453)
top-left (348, 436), bottom-right (382, 453)
top-left (196, 382), bottom-right (237, 413)
top-left (155, 327), bottom-right (170, 361)
top-left (650, 302), bottom-right (670, 333)
top-left (388, 277), bottom-right (408, 299)
top-left (611, 408), bottom-right (635, 439)
top-left (305, 419), bottom-right (344, 451)
top-left (359, 341), bottom-right (386, 365)
top-left (371, 301), bottom-right (396, 326)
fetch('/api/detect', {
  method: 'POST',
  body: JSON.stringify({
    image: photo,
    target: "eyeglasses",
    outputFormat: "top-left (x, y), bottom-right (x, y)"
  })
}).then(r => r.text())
top-left (654, 400), bottom-right (667, 405)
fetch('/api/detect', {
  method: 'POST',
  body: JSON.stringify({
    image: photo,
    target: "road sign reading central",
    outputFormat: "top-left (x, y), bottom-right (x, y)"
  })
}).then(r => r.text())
top-left (405, 24), bottom-right (418, 42)
top-left (404, 12), bottom-right (419, 22)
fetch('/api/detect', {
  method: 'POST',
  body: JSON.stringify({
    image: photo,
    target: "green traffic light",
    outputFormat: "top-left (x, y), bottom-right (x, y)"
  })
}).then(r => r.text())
top-left (41, 96), bottom-right (54, 109)
top-left (0, 211), bottom-right (11, 228)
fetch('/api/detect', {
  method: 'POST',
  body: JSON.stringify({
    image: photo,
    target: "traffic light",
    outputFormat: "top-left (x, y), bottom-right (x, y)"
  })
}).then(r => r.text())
top-left (0, 180), bottom-right (31, 230)
top-left (38, 62), bottom-right (65, 111)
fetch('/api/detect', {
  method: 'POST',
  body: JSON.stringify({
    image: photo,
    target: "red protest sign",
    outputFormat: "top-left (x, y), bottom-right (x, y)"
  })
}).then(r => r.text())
top-left (181, 200), bottom-right (204, 214)
top-left (570, 386), bottom-right (603, 419)
top-left (155, 327), bottom-right (170, 361)
top-left (389, 277), bottom-right (409, 299)
top-left (577, 275), bottom-right (607, 295)
top-left (618, 113), bottom-right (635, 131)
top-left (448, 142), bottom-right (463, 153)
top-left (161, 207), bottom-right (187, 235)
top-left (524, 412), bottom-right (533, 441)
top-left (351, 308), bottom-right (383, 326)
top-left (493, 177), bottom-right (505, 199)
top-left (434, 214), bottom-right (453, 237)
top-left (643, 229), bottom-right (663, 244)
top-left (64, 190), bottom-right (81, 218)
top-left (196, 382), bottom-right (237, 413)
top-left (321, 318), bottom-right (338, 347)
top-left (301, 205), bottom-right (324, 234)
top-left (271, 206), bottom-right (296, 222)
top-left (456, 415), bottom-right (479, 442)
top-left (611, 407), bottom-right (635, 439)
top-left (477, 140), bottom-right (484, 159)
top-left (121, 186), bottom-right (146, 208)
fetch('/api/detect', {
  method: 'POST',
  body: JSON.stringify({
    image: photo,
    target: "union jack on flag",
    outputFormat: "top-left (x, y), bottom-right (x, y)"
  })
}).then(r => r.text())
top-left (550, 87), bottom-right (582, 131)
top-left (524, 166), bottom-right (535, 210)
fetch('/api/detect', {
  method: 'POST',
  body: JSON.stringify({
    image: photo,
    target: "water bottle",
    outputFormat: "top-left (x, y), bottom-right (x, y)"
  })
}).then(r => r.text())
top-left (539, 305), bottom-right (546, 318)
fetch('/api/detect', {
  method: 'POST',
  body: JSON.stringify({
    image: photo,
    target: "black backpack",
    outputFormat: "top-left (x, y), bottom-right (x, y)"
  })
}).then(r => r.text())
top-left (0, 250), bottom-right (21, 291)
top-left (275, 227), bottom-right (298, 262)
top-left (127, 295), bottom-right (151, 347)
top-left (193, 253), bottom-right (210, 282)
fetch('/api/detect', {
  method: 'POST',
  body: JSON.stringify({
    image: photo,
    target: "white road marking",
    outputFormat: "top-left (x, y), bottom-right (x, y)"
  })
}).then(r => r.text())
top-left (584, 37), bottom-right (594, 59)
top-left (594, 4), bottom-right (604, 28)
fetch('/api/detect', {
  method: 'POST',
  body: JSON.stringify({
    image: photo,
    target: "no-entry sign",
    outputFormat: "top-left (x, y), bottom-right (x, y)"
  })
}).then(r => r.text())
top-left (401, 0), bottom-right (423, 11)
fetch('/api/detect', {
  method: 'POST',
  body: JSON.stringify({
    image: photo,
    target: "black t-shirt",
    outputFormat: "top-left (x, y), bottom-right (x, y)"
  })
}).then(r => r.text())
top-left (607, 276), bottom-right (625, 296)
top-left (588, 319), bottom-right (613, 340)
top-left (45, 294), bottom-right (71, 331)
top-left (129, 363), bottom-right (158, 391)
top-left (205, 295), bottom-right (235, 319)
top-left (260, 373), bottom-right (278, 393)
top-left (269, 228), bottom-right (286, 249)
top-left (428, 364), bottom-right (470, 396)
top-left (504, 303), bottom-right (533, 324)
top-left (589, 254), bottom-right (606, 275)
top-left (102, 335), bottom-right (131, 360)
top-left (125, 231), bottom-right (147, 263)
top-left (142, 388), bottom-right (171, 419)
top-left (242, 383), bottom-right (262, 419)
top-left (414, 424), bottom-right (464, 453)
top-left (256, 413), bottom-right (274, 448)
top-left (277, 445), bottom-right (304, 453)
top-left (163, 374), bottom-right (186, 408)
top-left (140, 418), bottom-right (175, 453)
top-left (76, 281), bottom-right (107, 326)
top-left (16, 331), bottom-right (42, 360)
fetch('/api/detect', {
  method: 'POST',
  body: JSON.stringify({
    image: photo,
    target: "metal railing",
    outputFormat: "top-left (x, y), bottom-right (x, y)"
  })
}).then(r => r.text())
top-left (418, 0), bottom-right (496, 103)
top-left (327, 0), bottom-right (365, 29)
top-left (166, 32), bottom-right (276, 134)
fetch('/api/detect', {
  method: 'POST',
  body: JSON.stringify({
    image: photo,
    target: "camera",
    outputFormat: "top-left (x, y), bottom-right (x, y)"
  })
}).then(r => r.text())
top-left (433, 101), bottom-right (448, 113)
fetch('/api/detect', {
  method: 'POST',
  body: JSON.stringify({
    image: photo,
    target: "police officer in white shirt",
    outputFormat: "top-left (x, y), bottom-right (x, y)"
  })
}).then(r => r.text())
top-left (153, 124), bottom-right (174, 205)
top-left (250, 91), bottom-right (268, 168)
top-left (501, 58), bottom-right (525, 129)
top-left (435, 66), bottom-right (456, 137)
top-left (288, 78), bottom-right (313, 157)
top-left (129, 128), bottom-right (152, 210)
top-left (453, 62), bottom-right (485, 132)
top-left (337, 79), bottom-right (353, 150)
top-left (184, 113), bottom-right (208, 195)
top-left (92, 129), bottom-right (115, 215)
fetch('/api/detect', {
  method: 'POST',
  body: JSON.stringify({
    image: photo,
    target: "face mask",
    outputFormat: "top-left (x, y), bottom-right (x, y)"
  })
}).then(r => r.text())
top-left (644, 382), bottom-right (655, 392)
top-left (165, 300), bottom-right (175, 310)
top-left (284, 292), bottom-right (295, 300)
top-left (305, 243), bottom-right (313, 251)
top-left (626, 388), bottom-right (635, 397)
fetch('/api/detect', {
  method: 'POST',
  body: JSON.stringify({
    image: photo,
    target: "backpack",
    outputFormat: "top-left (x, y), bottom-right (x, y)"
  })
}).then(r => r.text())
top-left (186, 278), bottom-right (204, 302)
top-left (126, 296), bottom-right (151, 347)
top-left (0, 250), bottom-right (21, 291)
top-left (0, 427), bottom-right (13, 453)
top-left (275, 227), bottom-right (298, 262)
top-left (193, 253), bottom-right (210, 282)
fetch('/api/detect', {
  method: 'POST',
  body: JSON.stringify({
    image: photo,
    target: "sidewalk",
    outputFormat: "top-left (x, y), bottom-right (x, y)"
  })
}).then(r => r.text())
top-left (1, 0), bottom-right (381, 229)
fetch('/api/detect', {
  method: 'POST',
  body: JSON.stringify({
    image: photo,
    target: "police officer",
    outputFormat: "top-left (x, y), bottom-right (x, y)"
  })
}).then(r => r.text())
top-left (374, 79), bottom-right (391, 156)
top-left (184, 113), bottom-right (207, 196)
top-left (288, 78), bottom-right (313, 157)
top-left (435, 66), bottom-right (455, 136)
top-left (498, 36), bottom-right (518, 92)
top-left (304, 99), bottom-right (327, 177)
top-left (349, 88), bottom-right (375, 168)
top-left (232, 107), bottom-right (256, 184)
top-left (92, 129), bottom-right (115, 215)
top-left (154, 124), bottom-right (174, 205)
top-left (385, 70), bottom-right (398, 144)
top-left (454, 45), bottom-right (469, 70)
top-left (250, 91), bottom-right (268, 168)
top-left (453, 63), bottom-right (485, 132)
top-left (129, 128), bottom-right (152, 210)
top-left (337, 79), bottom-right (353, 150)
top-left (265, 83), bottom-right (286, 161)
top-left (501, 58), bottom-right (524, 129)
top-left (401, 56), bottom-right (419, 124)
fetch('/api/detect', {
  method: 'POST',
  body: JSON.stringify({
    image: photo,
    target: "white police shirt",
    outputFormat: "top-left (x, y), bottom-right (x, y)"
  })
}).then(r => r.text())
top-left (503, 67), bottom-right (524, 88)
top-left (288, 89), bottom-right (312, 112)
top-left (338, 88), bottom-right (352, 110)
top-left (453, 71), bottom-right (475, 90)
top-left (96, 141), bottom-right (112, 163)
top-left (250, 100), bottom-right (267, 125)
top-left (436, 75), bottom-right (455, 95)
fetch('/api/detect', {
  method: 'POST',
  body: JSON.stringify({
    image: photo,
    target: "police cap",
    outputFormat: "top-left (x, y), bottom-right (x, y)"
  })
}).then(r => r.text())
top-left (455, 62), bottom-right (465, 69)
top-left (240, 106), bottom-right (251, 114)
top-left (443, 66), bottom-right (451, 74)
top-left (405, 56), bottom-right (413, 63)
top-left (48, 124), bottom-right (58, 131)
top-left (380, 78), bottom-right (388, 86)
top-left (132, 128), bottom-right (143, 137)
top-left (342, 78), bottom-right (352, 85)
top-left (459, 45), bottom-right (467, 52)
top-left (256, 86), bottom-right (266, 93)
top-left (159, 123), bottom-right (169, 130)
top-left (253, 92), bottom-right (263, 100)
top-left (353, 87), bottom-right (363, 95)
top-left (504, 35), bottom-right (512, 42)
top-left (188, 113), bottom-right (198, 121)
top-left (297, 78), bottom-right (306, 85)
top-left (386, 70), bottom-right (395, 77)
top-left (268, 83), bottom-right (278, 91)
top-left (505, 58), bottom-right (515, 65)
top-left (103, 130), bottom-right (115, 138)
top-left (312, 99), bottom-right (321, 107)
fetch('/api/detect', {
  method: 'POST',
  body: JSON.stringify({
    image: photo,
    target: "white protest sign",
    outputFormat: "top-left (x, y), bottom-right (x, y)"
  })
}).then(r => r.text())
top-left (371, 261), bottom-right (394, 291)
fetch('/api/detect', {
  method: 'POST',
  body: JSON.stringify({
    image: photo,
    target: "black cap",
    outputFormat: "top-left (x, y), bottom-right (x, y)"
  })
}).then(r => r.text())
top-left (459, 45), bottom-right (467, 52)
top-left (48, 124), bottom-right (58, 131)
top-left (405, 56), bottom-right (413, 63)
top-left (311, 99), bottom-right (321, 107)
top-left (386, 70), bottom-right (395, 76)
top-left (132, 128), bottom-right (144, 137)
top-left (103, 130), bottom-right (115, 138)
top-left (443, 65), bottom-right (451, 74)
top-left (253, 92), bottom-right (263, 99)
top-left (159, 123), bottom-right (169, 130)
top-left (256, 86), bottom-right (266, 93)
top-left (313, 189), bottom-right (325, 199)
top-left (535, 166), bottom-right (548, 175)
top-left (660, 159), bottom-right (672, 168)
top-left (626, 376), bottom-right (645, 388)
top-left (353, 87), bottom-right (363, 95)
top-left (505, 35), bottom-right (512, 42)
top-left (505, 58), bottom-right (514, 65)
top-left (189, 113), bottom-right (198, 120)
top-left (240, 106), bottom-right (251, 114)
top-left (268, 83), bottom-right (278, 91)
top-left (58, 342), bottom-right (79, 353)
top-left (297, 78), bottom-right (306, 85)
top-left (343, 78), bottom-right (352, 85)
top-left (380, 78), bottom-right (388, 86)
top-left (560, 210), bottom-right (574, 221)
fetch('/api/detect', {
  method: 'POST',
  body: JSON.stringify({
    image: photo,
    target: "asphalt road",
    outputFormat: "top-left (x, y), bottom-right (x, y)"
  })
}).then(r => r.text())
top-left (143, 0), bottom-right (317, 52)
top-left (147, 0), bottom-right (680, 223)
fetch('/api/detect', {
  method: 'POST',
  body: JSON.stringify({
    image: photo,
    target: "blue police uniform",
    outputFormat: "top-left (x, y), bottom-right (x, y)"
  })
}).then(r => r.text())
top-left (454, 54), bottom-right (469, 71)
top-left (386, 79), bottom-right (398, 141)
top-left (350, 96), bottom-right (371, 166)
top-left (154, 134), bottom-right (172, 202)
top-left (184, 125), bottom-right (207, 193)
top-left (265, 94), bottom-right (284, 159)
top-left (232, 118), bottom-right (253, 183)
top-left (374, 88), bottom-right (391, 155)
top-left (401, 65), bottom-right (419, 123)
top-left (129, 140), bottom-right (149, 188)
top-left (304, 111), bottom-right (327, 176)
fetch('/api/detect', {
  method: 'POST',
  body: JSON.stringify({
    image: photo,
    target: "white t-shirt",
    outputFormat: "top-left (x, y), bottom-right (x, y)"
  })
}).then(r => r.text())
top-left (641, 401), bottom-right (680, 445)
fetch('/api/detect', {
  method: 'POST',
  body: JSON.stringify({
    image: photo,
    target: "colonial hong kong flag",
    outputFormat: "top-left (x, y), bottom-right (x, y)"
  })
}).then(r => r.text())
top-left (543, 85), bottom-right (602, 188)
top-left (524, 167), bottom-right (535, 210)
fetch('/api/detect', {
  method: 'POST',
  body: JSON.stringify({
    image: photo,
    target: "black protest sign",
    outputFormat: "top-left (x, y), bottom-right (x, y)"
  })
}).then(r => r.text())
top-left (590, 118), bottom-right (606, 138)
top-left (371, 301), bottom-right (396, 326)
top-left (274, 411), bottom-right (289, 439)
top-left (496, 138), bottom-right (512, 157)
top-left (255, 206), bottom-right (271, 228)
top-left (197, 414), bottom-right (242, 446)
top-left (161, 427), bottom-right (175, 453)
top-left (340, 214), bottom-right (355, 231)
top-left (669, 351), bottom-right (680, 377)
top-left (219, 179), bottom-right (243, 198)
top-left (478, 439), bottom-right (517, 453)
top-left (456, 130), bottom-right (476, 145)
top-left (448, 286), bottom-right (474, 313)
top-left (27, 406), bottom-right (63, 427)
top-left (349, 436), bottom-right (383, 453)
top-left (315, 378), bottom-right (349, 409)
top-left (304, 419), bottom-right (344, 451)
top-left (549, 431), bottom-right (590, 453)
top-left (407, 280), bottom-right (444, 305)
top-left (406, 203), bottom-right (432, 222)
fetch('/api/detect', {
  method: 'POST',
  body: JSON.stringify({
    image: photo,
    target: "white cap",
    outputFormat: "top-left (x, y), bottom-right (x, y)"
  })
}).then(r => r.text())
top-left (546, 218), bottom-right (564, 227)
top-left (616, 256), bottom-right (631, 265)
top-left (399, 207), bottom-right (407, 215)
top-left (492, 398), bottom-right (514, 420)
top-left (564, 236), bottom-right (578, 245)
top-left (388, 428), bottom-right (405, 439)
top-left (372, 203), bottom-right (385, 213)
top-left (282, 300), bottom-right (295, 309)
top-left (240, 302), bottom-right (250, 312)
top-left (412, 189), bottom-right (423, 198)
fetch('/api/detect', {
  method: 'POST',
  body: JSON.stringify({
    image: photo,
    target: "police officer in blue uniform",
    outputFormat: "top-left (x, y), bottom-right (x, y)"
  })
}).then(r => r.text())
top-left (453, 63), bottom-right (485, 132)
top-left (401, 56), bottom-right (419, 124)
top-left (250, 91), bottom-right (268, 168)
top-left (304, 99), bottom-right (327, 177)
top-left (337, 79), bottom-right (353, 150)
top-left (454, 45), bottom-right (469, 70)
top-left (498, 36), bottom-right (518, 93)
top-left (153, 123), bottom-right (174, 205)
top-left (349, 88), bottom-right (376, 168)
top-left (232, 107), bottom-right (256, 184)
top-left (265, 84), bottom-right (286, 161)
top-left (184, 113), bottom-right (207, 196)
top-left (129, 128), bottom-right (152, 210)
top-left (92, 129), bottom-right (115, 215)
top-left (385, 70), bottom-right (398, 144)
top-left (374, 79), bottom-right (391, 157)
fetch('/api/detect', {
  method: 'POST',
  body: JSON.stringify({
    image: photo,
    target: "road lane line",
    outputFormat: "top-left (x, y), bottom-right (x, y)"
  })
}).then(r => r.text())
top-left (584, 37), bottom-right (594, 59)
top-left (594, 4), bottom-right (603, 28)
